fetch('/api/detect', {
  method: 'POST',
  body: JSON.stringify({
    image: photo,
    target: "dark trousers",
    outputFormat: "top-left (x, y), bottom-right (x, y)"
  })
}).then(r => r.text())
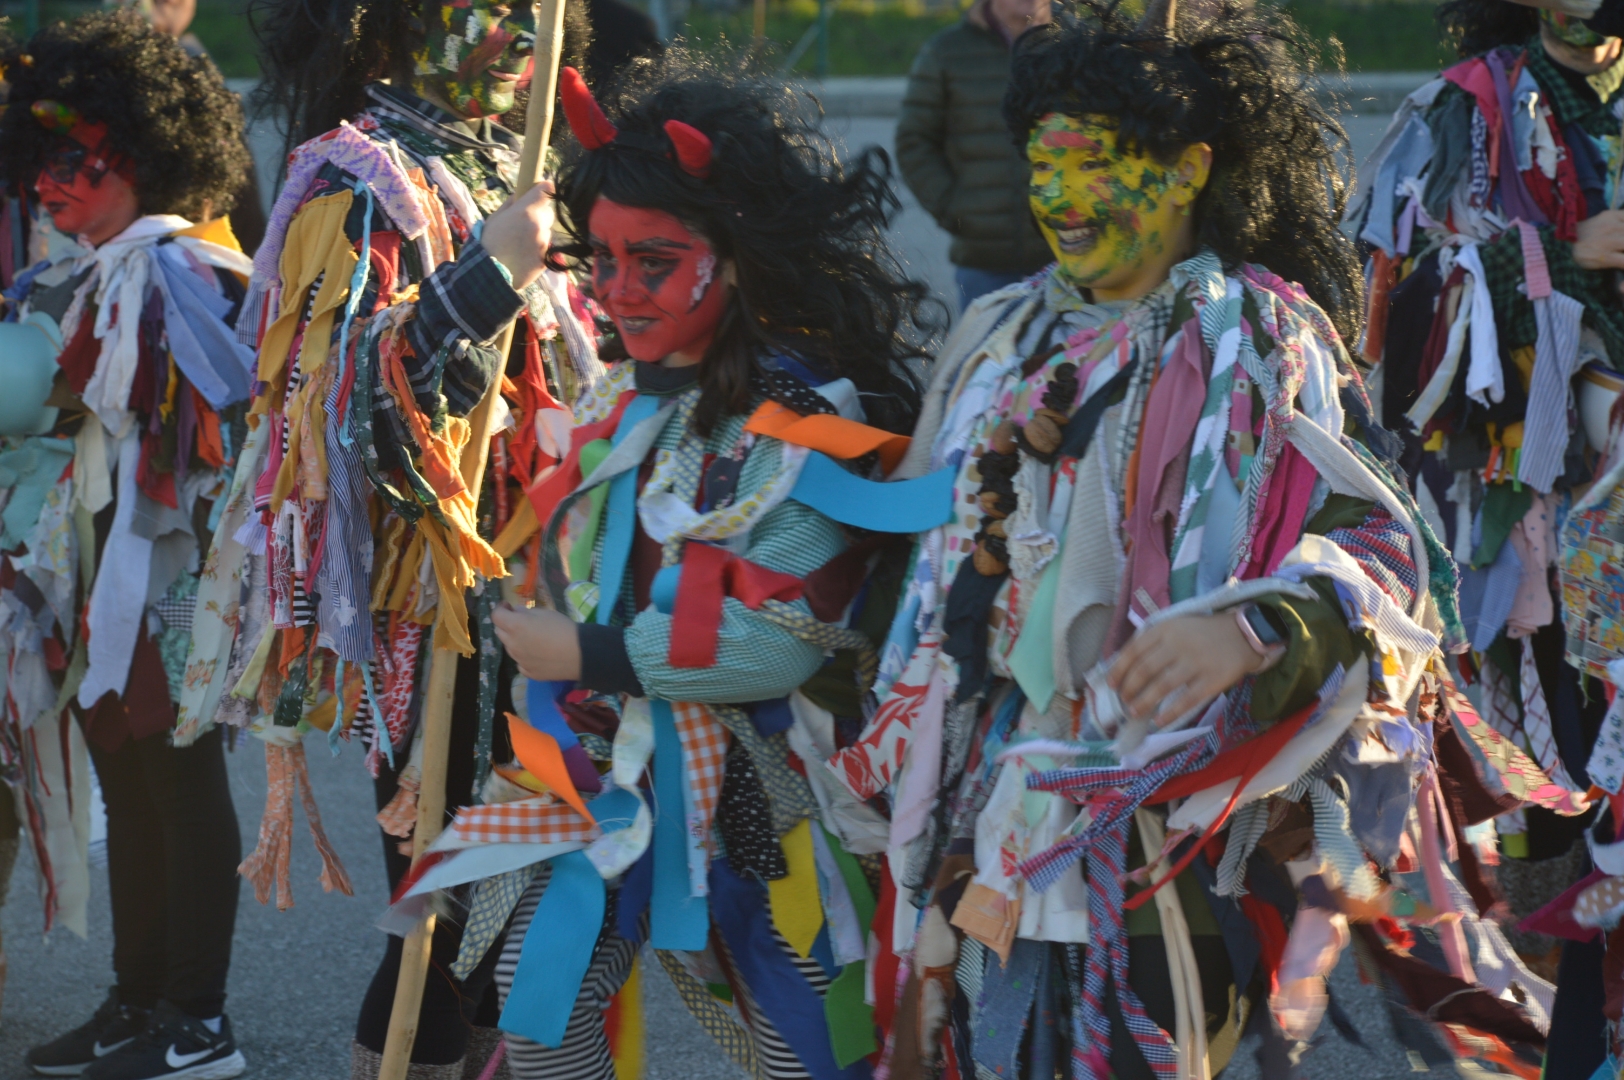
top-left (88, 725), bottom-right (242, 1019)
top-left (353, 649), bottom-right (505, 1065)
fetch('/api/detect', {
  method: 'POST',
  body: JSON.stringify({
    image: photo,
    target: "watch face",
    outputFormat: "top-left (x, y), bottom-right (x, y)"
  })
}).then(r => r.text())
top-left (1244, 605), bottom-right (1283, 648)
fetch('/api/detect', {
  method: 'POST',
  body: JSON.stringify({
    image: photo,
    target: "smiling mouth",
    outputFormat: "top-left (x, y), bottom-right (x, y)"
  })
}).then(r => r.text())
top-left (1049, 223), bottom-right (1100, 256)
top-left (618, 316), bottom-right (657, 334)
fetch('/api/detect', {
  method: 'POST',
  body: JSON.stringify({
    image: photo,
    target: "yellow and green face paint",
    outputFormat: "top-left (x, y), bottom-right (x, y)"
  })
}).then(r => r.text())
top-left (414, 0), bottom-right (536, 120)
top-left (1026, 113), bottom-right (1202, 294)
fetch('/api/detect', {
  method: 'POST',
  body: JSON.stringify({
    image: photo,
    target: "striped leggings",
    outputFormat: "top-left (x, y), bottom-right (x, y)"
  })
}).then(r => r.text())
top-left (495, 874), bottom-right (639, 1080)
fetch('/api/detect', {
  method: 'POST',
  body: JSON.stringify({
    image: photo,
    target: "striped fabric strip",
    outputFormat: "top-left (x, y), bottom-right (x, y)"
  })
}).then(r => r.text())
top-left (1516, 288), bottom-right (1584, 493)
top-left (1323, 505), bottom-right (1419, 610)
top-left (1518, 636), bottom-right (1585, 792)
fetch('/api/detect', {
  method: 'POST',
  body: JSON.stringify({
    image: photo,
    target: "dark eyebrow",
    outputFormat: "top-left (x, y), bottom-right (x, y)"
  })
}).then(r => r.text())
top-left (624, 238), bottom-right (693, 253)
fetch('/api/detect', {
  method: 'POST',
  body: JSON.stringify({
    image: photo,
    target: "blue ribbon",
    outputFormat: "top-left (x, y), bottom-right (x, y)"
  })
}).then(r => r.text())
top-left (595, 393), bottom-right (661, 624)
top-left (524, 678), bottom-right (582, 751)
top-left (788, 452), bottom-right (955, 534)
top-left (650, 697), bottom-right (709, 949)
top-left (498, 850), bottom-right (604, 1047)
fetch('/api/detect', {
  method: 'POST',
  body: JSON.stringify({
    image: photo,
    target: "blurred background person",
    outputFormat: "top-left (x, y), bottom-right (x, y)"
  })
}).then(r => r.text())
top-left (895, 0), bottom-right (1054, 311)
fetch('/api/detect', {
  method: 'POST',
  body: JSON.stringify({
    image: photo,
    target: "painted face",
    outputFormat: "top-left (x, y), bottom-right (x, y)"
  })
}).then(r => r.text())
top-left (1541, 7), bottom-right (1611, 48)
top-left (588, 199), bottom-right (729, 364)
top-left (1026, 113), bottom-right (1204, 294)
top-left (34, 121), bottom-right (139, 246)
top-left (415, 0), bottom-right (536, 120)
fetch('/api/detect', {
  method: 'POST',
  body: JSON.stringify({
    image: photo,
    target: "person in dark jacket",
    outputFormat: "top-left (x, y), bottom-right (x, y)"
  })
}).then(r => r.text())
top-left (895, 0), bottom-right (1054, 310)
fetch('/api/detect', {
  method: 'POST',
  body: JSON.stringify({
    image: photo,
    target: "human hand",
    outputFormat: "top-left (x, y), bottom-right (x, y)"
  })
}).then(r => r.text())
top-left (481, 181), bottom-right (557, 291)
top-left (1107, 612), bottom-right (1269, 724)
top-left (492, 602), bottom-right (582, 681)
top-left (1573, 210), bottom-right (1624, 271)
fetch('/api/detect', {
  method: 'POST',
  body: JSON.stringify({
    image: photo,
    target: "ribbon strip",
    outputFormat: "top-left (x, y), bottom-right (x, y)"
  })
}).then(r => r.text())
top-left (745, 400), bottom-right (911, 475)
top-left (668, 542), bottom-right (806, 669)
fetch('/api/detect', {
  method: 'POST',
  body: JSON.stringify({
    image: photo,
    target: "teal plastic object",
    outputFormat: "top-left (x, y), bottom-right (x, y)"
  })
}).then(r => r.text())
top-left (0, 311), bottom-right (63, 436)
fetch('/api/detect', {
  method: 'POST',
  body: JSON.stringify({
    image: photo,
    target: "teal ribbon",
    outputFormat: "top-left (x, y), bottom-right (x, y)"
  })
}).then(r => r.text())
top-left (788, 452), bottom-right (955, 534)
top-left (497, 850), bottom-right (604, 1047)
top-left (650, 697), bottom-right (710, 949)
top-left (595, 394), bottom-right (661, 624)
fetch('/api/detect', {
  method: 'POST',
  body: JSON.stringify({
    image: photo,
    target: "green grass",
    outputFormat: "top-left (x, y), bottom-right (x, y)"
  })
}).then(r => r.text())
top-left (679, 1), bottom-right (959, 76)
top-left (1285, 0), bottom-right (1454, 73)
top-left (0, 0), bottom-right (1450, 81)
top-left (0, 0), bottom-right (258, 76)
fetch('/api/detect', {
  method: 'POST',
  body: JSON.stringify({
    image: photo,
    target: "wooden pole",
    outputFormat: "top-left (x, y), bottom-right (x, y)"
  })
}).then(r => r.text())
top-left (377, 3), bottom-right (565, 1076)
top-left (753, 0), bottom-right (767, 51)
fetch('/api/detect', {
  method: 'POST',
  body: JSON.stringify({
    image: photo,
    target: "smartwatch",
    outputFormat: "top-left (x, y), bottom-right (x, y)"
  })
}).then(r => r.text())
top-left (1235, 602), bottom-right (1286, 672)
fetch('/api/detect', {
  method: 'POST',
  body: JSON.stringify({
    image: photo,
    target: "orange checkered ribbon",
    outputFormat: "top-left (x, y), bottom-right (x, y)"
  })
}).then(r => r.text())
top-left (447, 793), bottom-right (602, 846)
top-left (672, 701), bottom-right (729, 882)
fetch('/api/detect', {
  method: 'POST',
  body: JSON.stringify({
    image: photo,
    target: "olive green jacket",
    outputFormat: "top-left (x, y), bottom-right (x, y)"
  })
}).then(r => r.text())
top-left (894, 6), bottom-right (1054, 275)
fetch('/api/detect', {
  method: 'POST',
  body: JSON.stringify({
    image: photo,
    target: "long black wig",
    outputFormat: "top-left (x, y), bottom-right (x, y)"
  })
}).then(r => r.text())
top-left (1003, 0), bottom-right (1364, 342)
top-left (555, 51), bottom-right (940, 437)
top-left (0, 10), bottom-right (251, 220)
top-left (249, 0), bottom-right (591, 158)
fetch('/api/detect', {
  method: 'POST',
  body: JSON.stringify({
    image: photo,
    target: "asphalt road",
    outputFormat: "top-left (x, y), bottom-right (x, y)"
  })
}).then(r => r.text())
top-left (0, 104), bottom-right (1425, 1080)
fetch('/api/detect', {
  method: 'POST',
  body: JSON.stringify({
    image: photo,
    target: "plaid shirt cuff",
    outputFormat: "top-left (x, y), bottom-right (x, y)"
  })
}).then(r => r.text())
top-left (408, 240), bottom-right (525, 353)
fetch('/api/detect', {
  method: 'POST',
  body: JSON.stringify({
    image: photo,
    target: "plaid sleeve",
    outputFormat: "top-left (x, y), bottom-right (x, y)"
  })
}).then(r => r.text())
top-left (1479, 224), bottom-right (1624, 365)
top-left (408, 240), bottom-right (525, 350)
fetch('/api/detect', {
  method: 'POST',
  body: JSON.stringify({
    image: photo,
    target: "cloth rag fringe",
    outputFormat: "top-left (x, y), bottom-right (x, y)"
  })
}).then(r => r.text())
top-left (238, 741), bottom-right (355, 909)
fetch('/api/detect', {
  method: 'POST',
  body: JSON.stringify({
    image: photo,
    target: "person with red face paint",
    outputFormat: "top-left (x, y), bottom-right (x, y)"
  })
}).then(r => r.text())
top-left (0, 12), bottom-right (258, 1080)
top-left (420, 55), bottom-right (941, 1080)
top-left (229, 0), bottom-right (599, 1077)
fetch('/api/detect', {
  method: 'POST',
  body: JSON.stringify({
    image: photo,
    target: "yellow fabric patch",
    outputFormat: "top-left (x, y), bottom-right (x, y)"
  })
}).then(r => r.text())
top-left (767, 818), bottom-right (823, 958)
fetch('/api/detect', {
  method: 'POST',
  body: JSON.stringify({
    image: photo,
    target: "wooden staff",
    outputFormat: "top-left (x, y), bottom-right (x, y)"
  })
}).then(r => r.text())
top-left (377, 2), bottom-right (567, 1076)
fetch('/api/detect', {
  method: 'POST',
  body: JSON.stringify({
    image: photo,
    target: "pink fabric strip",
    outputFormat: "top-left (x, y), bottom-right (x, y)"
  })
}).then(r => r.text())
top-left (1237, 441), bottom-right (1318, 579)
top-left (1418, 770), bottom-right (1476, 984)
top-left (1120, 318), bottom-right (1211, 623)
top-left (1516, 219), bottom-right (1552, 300)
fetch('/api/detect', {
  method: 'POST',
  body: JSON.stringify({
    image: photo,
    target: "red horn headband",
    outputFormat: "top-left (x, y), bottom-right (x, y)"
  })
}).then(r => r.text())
top-left (560, 66), bottom-right (618, 150)
top-left (558, 66), bottom-right (714, 179)
top-left (663, 120), bottom-right (713, 179)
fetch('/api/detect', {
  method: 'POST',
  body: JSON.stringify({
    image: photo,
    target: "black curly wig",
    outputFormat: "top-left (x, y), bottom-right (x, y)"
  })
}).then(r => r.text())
top-left (556, 51), bottom-right (939, 436)
top-left (250, 0), bottom-right (591, 159)
top-left (1003, 0), bottom-right (1364, 342)
top-left (0, 11), bottom-right (250, 220)
top-left (1435, 0), bottom-right (1540, 55)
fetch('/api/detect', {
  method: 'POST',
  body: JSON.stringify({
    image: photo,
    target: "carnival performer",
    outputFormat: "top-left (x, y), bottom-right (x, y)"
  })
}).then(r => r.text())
top-left (416, 54), bottom-right (943, 1080)
top-left (0, 12), bottom-right (256, 1080)
top-left (1357, 0), bottom-right (1624, 1070)
top-left (200, 0), bottom-right (599, 1077)
top-left (824, 2), bottom-right (1577, 1076)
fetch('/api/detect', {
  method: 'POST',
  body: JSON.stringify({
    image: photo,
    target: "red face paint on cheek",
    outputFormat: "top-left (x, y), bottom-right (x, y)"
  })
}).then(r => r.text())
top-left (588, 199), bottom-right (729, 363)
top-left (34, 121), bottom-right (136, 242)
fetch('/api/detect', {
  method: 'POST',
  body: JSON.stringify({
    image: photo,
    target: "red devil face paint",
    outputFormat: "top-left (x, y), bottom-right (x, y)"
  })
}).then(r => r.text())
top-left (35, 121), bottom-right (139, 247)
top-left (588, 199), bottom-right (729, 365)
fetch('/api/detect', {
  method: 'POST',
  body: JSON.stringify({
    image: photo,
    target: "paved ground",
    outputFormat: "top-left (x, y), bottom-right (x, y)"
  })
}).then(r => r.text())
top-left (0, 98), bottom-right (1425, 1080)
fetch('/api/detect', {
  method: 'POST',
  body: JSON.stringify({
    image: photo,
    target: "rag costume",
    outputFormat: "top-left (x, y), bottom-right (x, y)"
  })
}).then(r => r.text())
top-left (405, 63), bottom-right (955, 1080)
top-left (851, 253), bottom-right (1566, 1077)
top-left (1356, 35), bottom-right (1624, 1072)
top-left (0, 209), bottom-right (253, 1016)
top-left (203, 83), bottom-right (601, 1073)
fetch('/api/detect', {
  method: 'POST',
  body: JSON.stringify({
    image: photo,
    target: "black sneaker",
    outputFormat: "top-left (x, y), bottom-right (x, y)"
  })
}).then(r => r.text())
top-left (26, 991), bottom-right (151, 1076)
top-left (81, 1002), bottom-right (245, 1080)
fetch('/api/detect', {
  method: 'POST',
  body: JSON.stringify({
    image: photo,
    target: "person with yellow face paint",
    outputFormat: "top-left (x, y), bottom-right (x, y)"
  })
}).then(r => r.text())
top-left (838, 1), bottom-right (1554, 1075)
